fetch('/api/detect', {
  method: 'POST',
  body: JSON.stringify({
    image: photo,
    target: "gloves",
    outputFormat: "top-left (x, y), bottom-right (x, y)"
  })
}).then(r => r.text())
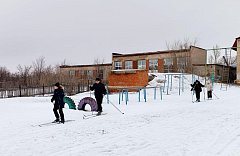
top-left (51, 98), bottom-right (54, 103)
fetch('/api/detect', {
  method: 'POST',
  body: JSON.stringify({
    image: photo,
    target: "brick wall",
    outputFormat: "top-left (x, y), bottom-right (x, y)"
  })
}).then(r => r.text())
top-left (236, 39), bottom-right (240, 83)
top-left (108, 70), bottom-right (148, 92)
top-left (158, 59), bottom-right (164, 72)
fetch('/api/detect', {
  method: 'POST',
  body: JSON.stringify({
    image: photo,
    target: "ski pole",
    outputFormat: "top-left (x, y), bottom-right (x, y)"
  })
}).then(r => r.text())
top-left (191, 90), bottom-right (194, 102)
top-left (212, 92), bottom-right (219, 99)
top-left (203, 87), bottom-right (206, 101)
top-left (104, 96), bottom-right (124, 114)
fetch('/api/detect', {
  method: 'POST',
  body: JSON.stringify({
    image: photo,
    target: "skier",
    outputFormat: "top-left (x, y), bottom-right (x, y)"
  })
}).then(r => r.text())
top-left (51, 82), bottom-right (65, 123)
top-left (90, 78), bottom-right (106, 115)
top-left (191, 80), bottom-right (204, 102)
top-left (206, 80), bottom-right (213, 99)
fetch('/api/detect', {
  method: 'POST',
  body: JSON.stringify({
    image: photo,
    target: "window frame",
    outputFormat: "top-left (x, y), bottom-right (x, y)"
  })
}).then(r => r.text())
top-left (125, 60), bottom-right (133, 69)
top-left (114, 61), bottom-right (123, 70)
top-left (149, 59), bottom-right (158, 73)
top-left (138, 60), bottom-right (146, 70)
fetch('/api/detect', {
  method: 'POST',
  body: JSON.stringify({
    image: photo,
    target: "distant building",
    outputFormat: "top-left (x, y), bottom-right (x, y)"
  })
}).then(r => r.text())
top-left (232, 37), bottom-right (240, 84)
top-left (59, 46), bottom-right (207, 91)
top-left (60, 63), bottom-right (112, 84)
top-left (112, 46), bottom-right (206, 73)
top-left (192, 64), bottom-right (236, 83)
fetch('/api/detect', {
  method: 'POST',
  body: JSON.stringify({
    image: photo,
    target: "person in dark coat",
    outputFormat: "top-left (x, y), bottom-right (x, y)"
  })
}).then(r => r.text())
top-left (51, 82), bottom-right (65, 123)
top-left (191, 80), bottom-right (205, 102)
top-left (90, 78), bottom-right (107, 115)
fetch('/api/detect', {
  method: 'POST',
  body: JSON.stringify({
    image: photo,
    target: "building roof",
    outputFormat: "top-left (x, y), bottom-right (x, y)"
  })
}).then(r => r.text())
top-left (112, 46), bottom-right (205, 57)
top-left (60, 63), bottom-right (112, 68)
top-left (231, 37), bottom-right (240, 51)
top-left (192, 63), bottom-right (236, 68)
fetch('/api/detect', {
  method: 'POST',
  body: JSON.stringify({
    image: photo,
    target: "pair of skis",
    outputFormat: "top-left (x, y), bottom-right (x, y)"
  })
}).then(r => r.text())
top-left (83, 113), bottom-right (107, 119)
top-left (32, 113), bottom-right (107, 127)
top-left (33, 120), bottom-right (75, 127)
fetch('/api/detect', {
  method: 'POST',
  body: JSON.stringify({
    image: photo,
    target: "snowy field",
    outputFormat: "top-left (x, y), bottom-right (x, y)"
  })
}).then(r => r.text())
top-left (1, 74), bottom-right (240, 156)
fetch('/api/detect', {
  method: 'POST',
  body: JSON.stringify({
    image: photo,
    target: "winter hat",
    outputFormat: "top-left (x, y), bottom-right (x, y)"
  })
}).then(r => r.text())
top-left (95, 78), bottom-right (101, 81)
top-left (54, 82), bottom-right (60, 87)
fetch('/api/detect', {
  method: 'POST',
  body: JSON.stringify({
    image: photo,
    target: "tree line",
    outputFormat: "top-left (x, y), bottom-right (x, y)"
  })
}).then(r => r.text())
top-left (0, 56), bottom-right (67, 89)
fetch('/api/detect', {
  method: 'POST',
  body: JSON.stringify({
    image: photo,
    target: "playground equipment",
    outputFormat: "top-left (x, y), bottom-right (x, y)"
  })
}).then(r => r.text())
top-left (206, 47), bottom-right (236, 91)
top-left (63, 97), bottom-right (76, 110)
top-left (78, 97), bottom-right (98, 111)
top-left (106, 86), bottom-right (164, 105)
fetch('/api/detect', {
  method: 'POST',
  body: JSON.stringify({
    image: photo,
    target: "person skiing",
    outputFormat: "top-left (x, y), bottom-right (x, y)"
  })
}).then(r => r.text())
top-left (51, 82), bottom-right (65, 123)
top-left (191, 80), bottom-right (204, 102)
top-left (90, 78), bottom-right (106, 115)
top-left (206, 80), bottom-right (213, 99)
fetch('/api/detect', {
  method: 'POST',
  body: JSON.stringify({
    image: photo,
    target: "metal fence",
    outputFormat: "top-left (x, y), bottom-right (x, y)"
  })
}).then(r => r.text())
top-left (0, 84), bottom-right (90, 98)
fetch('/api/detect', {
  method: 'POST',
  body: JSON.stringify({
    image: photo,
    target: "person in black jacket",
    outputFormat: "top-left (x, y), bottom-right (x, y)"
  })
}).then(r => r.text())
top-left (90, 78), bottom-right (106, 115)
top-left (51, 82), bottom-right (65, 123)
top-left (191, 80), bottom-right (205, 102)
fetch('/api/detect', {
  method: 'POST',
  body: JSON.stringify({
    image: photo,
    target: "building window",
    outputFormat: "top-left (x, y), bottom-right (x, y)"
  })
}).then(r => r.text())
top-left (164, 58), bottom-right (173, 73)
top-left (97, 69), bottom-right (104, 79)
top-left (177, 57), bottom-right (188, 72)
top-left (80, 70), bottom-right (84, 75)
top-left (69, 70), bottom-right (75, 76)
top-left (79, 70), bottom-right (84, 79)
top-left (75, 70), bottom-right (80, 77)
top-left (125, 61), bottom-right (133, 69)
top-left (138, 60), bottom-right (146, 69)
top-left (87, 70), bottom-right (93, 79)
top-left (149, 59), bottom-right (158, 73)
top-left (114, 61), bottom-right (122, 70)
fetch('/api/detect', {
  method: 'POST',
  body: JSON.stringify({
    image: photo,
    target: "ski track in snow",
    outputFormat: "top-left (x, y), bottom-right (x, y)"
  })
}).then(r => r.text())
top-left (1, 74), bottom-right (240, 156)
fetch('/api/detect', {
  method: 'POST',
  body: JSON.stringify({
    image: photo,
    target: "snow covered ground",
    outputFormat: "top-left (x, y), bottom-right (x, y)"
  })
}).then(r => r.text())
top-left (1, 74), bottom-right (240, 156)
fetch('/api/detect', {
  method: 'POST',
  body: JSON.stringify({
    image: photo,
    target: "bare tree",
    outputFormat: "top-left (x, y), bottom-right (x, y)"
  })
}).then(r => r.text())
top-left (94, 58), bottom-right (105, 79)
top-left (32, 56), bottom-right (46, 86)
top-left (94, 58), bottom-right (105, 65)
top-left (166, 37), bottom-right (198, 50)
top-left (0, 66), bottom-right (13, 88)
top-left (165, 37), bottom-right (198, 73)
top-left (17, 65), bottom-right (32, 86)
top-left (0, 67), bottom-right (10, 81)
top-left (60, 59), bottom-right (69, 66)
top-left (208, 45), bottom-right (221, 64)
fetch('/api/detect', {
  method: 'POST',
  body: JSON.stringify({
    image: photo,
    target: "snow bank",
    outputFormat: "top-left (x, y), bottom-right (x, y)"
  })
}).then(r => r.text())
top-left (1, 74), bottom-right (240, 156)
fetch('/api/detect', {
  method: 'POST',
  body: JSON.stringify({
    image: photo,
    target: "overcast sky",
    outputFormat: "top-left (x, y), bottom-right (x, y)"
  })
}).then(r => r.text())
top-left (0, 0), bottom-right (239, 72)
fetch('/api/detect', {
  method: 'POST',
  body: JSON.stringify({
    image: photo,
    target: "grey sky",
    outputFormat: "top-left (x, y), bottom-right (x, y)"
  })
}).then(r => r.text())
top-left (0, 0), bottom-right (239, 72)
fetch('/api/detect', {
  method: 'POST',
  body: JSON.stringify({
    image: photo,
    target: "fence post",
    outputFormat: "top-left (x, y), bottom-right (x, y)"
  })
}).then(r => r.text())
top-left (122, 90), bottom-right (124, 101)
top-left (43, 84), bottom-right (45, 97)
top-left (106, 85), bottom-right (109, 104)
top-left (167, 74), bottom-right (170, 95)
top-left (138, 89), bottom-right (141, 102)
top-left (182, 73), bottom-right (184, 92)
top-left (87, 80), bottom-right (90, 91)
top-left (160, 87), bottom-right (163, 100)
top-left (144, 88), bottom-right (147, 102)
top-left (19, 85), bottom-right (22, 97)
top-left (154, 87), bottom-right (156, 100)
top-left (179, 76), bottom-right (181, 96)
top-left (119, 91), bottom-right (121, 105)
top-left (125, 89), bottom-right (128, 105)
top-left (78, 83), bottom-right (80, 93)
top-left (163, 75), bottom-right (166, 92)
